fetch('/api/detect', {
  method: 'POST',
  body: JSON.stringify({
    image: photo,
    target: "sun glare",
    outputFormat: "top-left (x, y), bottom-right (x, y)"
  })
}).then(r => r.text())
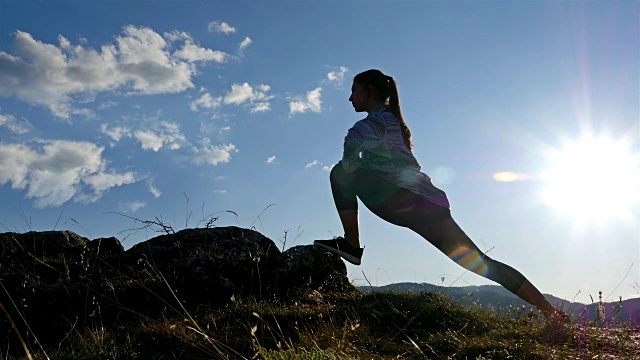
top-left (542, 135), bottom-right (639, 221)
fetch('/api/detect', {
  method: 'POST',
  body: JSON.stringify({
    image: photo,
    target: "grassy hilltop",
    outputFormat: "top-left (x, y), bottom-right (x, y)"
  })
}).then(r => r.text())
top-left (1, 227), bottom-right (638, 359)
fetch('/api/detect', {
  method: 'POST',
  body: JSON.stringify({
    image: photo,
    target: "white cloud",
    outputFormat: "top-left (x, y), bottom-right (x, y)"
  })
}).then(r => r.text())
top-left (174, 42), bottom-right (227, 63)
top-left (327, 66), bottom-right (348, 84)
top-left (305, 160), bottom-right (320, 169)
top-left (219, 83), bottom-right (273, 112)
top-left (0, 26), bottom-right (224, 118)
top-left (121, 200), bottom-right (146, 212)
top-left (134, 130), bottom-right (164, 151)
top-left (83, 171), bottom-right (140, 200)
top-left (58, 35), bottom-right (71, 50)
top-left (163, 30), bottom-right (191, 43)
top-left (133, 121), bottom-right (185, 151)
top-left (100, 123), bottom-right (131, 142)
top-left (224, 83), bottom-right (272, 106)
top-left (101, 112), bottom-right (186, 151)
top-left (213, 189), bottom-right (227, 194)
top-left (189, 139), bottom-right (237, 166)
top-left (114, 26), bottom-right (197, 94)
top-left (267, 156), bottom-right (276, 164)
top-left (251, 101), bottom-right (270, 113)
top-left (289, 87), bottom-right (322, 115)
top-left (208, 21), bottom-right (236, 34)
top-left (190, 92), bottom-right (222, 111)
top-left (239, 37), bottom-right (252, 50)
top-left (148, 179), bottom-right (162, 198)
top-left (322, 166), bottom-right (332, 172)
top-left (0, 140), bottom-right (140, 207)
top-left (49, 104), bottom-right (96, 119)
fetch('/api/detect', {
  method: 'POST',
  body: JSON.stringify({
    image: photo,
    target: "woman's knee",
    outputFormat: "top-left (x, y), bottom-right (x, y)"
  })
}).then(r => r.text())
top-left (330, 162), bottom-right (357, 187)
top-left (329, 162), bottom-right (343, 182)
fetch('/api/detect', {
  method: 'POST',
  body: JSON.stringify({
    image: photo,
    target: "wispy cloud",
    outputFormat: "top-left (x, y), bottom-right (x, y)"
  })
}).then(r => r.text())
top-left (239, 37), bottom-right (252, 50)
top-left (100, 124), bottom-right (131, 142)
top-left (101, 110), bottom-right (187, 151)
top-left (305, 160), bottom-right (331, 171)
top-left (120, 200), bottom-right (146, 212)
top-left (189, 138), bottom-right (238, 166)
top-left (266, 156), bottom-right (277, 164)
top-left (289, 87), bottom-right (322, 115)
top-left (190, 92), bottom-right (222, 111)
top-left (305, 160), bottom-right (320, 169)
top-left (82, 171), bottom-right (141, 202)
top-left (0, 112), bottom-right (12, 126)
top-left (250, 101), bottom-right (270, 113)
top-left (7, 122), bottom-right (31, 135)
top-left (98, 101), bottom-right (118, 110)
top-left (134, 121), bottom-right (185, 152)
top-left (0, 111), bottom-right (30, 134)
top-left (148, 179), bottom-right (162, 198)
top-left (327, 66), bottom-right (348, 85)
top-left (208, 21), bottom-right (236, 34)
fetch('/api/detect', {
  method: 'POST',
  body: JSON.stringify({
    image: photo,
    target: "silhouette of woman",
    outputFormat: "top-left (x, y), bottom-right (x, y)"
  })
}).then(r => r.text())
top-left (314, 69), bottom-right (559, 317)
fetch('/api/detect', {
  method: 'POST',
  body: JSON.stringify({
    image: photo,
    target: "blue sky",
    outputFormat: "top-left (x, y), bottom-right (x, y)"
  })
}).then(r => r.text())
top-left (0, 1), bottom-right (638, 304)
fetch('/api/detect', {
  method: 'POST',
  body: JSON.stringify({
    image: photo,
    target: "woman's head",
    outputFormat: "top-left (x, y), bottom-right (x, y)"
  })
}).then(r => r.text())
top-left (351, 69), bottom-right (412, 149)
top-left (352, 69), bottom-right (394, 104)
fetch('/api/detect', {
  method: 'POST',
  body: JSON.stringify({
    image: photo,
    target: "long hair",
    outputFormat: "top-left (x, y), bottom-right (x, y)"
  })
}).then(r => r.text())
top-left (353, 69), bottom-right (413, 150)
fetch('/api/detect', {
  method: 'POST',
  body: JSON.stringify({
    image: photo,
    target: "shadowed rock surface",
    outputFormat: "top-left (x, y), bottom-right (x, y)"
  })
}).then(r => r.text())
top-left (0, 227), bottom-right (354, 347)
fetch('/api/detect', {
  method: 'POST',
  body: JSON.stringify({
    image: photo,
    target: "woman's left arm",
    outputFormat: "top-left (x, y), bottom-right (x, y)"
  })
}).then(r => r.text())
top-left (341, 117), bottom-right (386, 173)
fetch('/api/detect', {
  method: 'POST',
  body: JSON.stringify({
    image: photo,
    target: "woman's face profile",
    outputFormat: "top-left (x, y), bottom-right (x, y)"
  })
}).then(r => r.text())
top-left (348, 82), bottom-right (369, 113)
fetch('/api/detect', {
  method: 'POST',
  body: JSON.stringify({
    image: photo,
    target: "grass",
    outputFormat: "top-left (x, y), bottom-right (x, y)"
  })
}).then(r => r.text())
top-left (3, 285), bottom-right (639, 359)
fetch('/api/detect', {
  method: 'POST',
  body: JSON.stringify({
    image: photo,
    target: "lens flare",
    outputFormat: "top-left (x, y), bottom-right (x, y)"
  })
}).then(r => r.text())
top-left (448, 246), bottom-right (488, 276)
top-left (493, 172), bottom-right (524, 182)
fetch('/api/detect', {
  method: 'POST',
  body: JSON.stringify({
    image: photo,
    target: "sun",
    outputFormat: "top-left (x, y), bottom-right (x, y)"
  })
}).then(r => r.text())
top-left (541, 134), bottom-right (639, 222)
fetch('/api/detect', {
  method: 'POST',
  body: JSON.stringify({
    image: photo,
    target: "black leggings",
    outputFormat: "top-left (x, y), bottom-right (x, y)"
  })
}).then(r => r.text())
top-left (331, 162), bottom-right (451, 225)
top-left (330, 162), bottom-right (531, 298)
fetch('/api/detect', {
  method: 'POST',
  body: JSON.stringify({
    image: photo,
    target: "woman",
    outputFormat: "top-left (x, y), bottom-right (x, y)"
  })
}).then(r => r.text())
top-left (314, 69), bottom-right (558, 317)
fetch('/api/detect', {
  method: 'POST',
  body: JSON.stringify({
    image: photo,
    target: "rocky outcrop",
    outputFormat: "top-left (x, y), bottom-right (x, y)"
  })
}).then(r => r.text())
top-left (0, 227), bottom-right (355, 347)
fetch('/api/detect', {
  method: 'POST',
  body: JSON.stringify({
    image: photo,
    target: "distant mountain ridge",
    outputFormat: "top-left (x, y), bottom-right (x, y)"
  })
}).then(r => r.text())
top-left (358, 282), bottom-right (640, 325)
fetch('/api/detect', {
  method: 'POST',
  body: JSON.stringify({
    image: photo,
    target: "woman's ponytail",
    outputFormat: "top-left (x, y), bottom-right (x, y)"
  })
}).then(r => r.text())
top-left (353, 70), bottom-right (413, 150)
top-left (385, 76), bottom-right (412, 150)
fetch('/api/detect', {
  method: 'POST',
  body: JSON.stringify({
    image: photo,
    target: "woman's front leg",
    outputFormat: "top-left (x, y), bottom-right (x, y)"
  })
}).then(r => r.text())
top-left (330, 163), bottom-right (361, 248)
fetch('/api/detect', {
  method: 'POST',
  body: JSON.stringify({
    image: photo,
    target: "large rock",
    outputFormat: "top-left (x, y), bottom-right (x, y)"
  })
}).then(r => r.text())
top-left (0, 226), bottom-right (356, 348)
top-left (1, 230), bottom-right (87, 256)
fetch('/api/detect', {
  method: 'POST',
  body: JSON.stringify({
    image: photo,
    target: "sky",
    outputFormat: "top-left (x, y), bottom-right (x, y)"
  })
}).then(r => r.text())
top-left (0, 0), bottom-right (638, 304)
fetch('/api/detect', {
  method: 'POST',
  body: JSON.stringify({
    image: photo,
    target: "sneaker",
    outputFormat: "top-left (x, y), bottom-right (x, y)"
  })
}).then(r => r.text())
top-left (313, 237), bottom-right (364, 265)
